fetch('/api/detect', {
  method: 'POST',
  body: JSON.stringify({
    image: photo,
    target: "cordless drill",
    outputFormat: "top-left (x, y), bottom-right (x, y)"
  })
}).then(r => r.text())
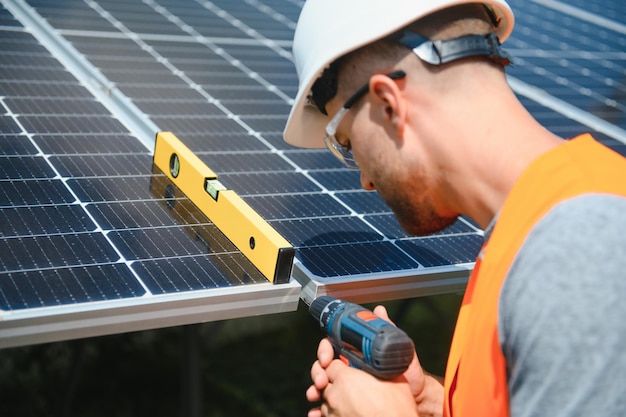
top-left (309, 296), bottom-right (415, 380)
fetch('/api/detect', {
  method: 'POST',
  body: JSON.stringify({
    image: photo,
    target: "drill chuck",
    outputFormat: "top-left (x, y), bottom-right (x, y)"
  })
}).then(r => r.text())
top-left (309, 296), bottom-right (415, 380)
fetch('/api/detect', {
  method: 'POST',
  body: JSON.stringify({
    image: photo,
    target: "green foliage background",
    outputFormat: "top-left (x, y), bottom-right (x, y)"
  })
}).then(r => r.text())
top-left (0, 294), bottom-right (461, 417)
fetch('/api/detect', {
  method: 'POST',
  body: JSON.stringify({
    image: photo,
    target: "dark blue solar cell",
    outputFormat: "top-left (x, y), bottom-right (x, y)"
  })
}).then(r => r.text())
top-left (223, 101), bottom-right (291, 117)
top-left (0, 156), bottom-right (56, 179)
top-left (151, 115), bottom-right (243, 134)
top-left (68, 177), bottom-right (154, 202)
top-left (0, 205), bottom-right (96, 236)
top-left (0, 233), bottom-right (120, 272)
top-left (0, 179), bottom-right (75, 206)
top-left (219, 172), bottom-right (321, 195)
top-left (273, 217), bottom-right (383, 247)
top-left (296, 242), bottom-right (420, 278)
top-left (261, 132), bottom-right (299, 151)
top-left (207, 0), bottom-right (299, 41)
top-left (133, 254), bottom-right (267, 294)
top-left (0, 116), bottom-right (22, 134)
top-left (108, 225), bottom-right (238, 260)
top-left (0, 66), bottom-right (76, 82)
top-left (240, 116), bottom-right (288, 133)
top-left (49, 154), bottom-right (153, 177)
top-left (119, 85), bottom-right (207, 100)
top-left (217, 44), bottom-right (281, 63)
top-left (177, 132), bottom-right (270, 153)
top-left (365, 214), bottom-right (478, 240)
top-left (309, 170), bottom-right (363, 191)
top-left (105, 71), bottom-right (185, 85)
top-left (285, 150), bottom-right (345, 170)
top-left (152, 58), bottom-right (232, 74)
top-left (199, 152), bottom-right (294, 173)
top-left (133, 100), bottom-right (220, 117)
top-left (5, 97), bottom-right (109, 115)
top-left (0, 53), bottom-right (60, 68)
top-left (208, 86), bottom-right (282, 101)
top-left (18, 115), bottom-right (128, 134)
top-left (86, 200), bottom-right (194, 230)
top-left (69, 37), bottom-right (153, 58)
top-left (337, 191), bottom-right (389, 214)
top-left (0, 7), bottom-right (19, 27)
top-left (0, 135), bottom-right (39, 156)
top-left (246, 194), bottom-right (351, 220)
top-left (188, 73), bottom-right (261, 88)
top-left (0, 263), bottom-right (145, 311)
top-left (34, 134), bottom-right (148, 154)
top-left (0, 81), bottom-right (94, 98)
top-left (396, 235), bottom-right (483, 268)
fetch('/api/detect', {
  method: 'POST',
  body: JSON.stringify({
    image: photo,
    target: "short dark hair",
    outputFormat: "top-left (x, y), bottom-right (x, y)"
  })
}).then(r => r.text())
top-left (309, 59), bottom-right (342, 116)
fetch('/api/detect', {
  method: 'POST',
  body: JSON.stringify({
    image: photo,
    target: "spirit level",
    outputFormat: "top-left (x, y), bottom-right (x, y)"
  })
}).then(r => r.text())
top-left (152, 131), bottom-right (295, 284)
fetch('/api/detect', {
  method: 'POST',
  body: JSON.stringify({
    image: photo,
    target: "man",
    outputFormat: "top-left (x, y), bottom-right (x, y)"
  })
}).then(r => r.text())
top-left (283, 0), bottom-right (626, 416)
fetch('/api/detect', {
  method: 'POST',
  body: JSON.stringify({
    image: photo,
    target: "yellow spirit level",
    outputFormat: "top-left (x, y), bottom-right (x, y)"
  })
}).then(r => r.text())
top-left (152, 131), bottom-right (295, 284)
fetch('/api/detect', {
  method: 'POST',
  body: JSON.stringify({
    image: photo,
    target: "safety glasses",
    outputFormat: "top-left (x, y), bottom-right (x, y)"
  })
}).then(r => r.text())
top-left (323, 70), bottom-right (406, 170)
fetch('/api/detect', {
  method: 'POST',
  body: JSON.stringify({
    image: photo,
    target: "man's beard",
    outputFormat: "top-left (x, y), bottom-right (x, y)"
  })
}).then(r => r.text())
top-left (381, 188), bottom-right (458, 236)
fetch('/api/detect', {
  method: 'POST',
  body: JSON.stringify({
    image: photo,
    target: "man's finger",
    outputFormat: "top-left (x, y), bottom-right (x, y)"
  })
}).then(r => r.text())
top-left (373, 304), bottom-right (395, 325)
top-left (306, 383), bottom-right (323, 402)
top-left (325, 357), bottom-right (356, 383)
top-left (307, 407), bottom-right (322, 417)
top-left (311, 360), bottom-right (329, 389)
top-left (317, 337), bottom-right (335, 367)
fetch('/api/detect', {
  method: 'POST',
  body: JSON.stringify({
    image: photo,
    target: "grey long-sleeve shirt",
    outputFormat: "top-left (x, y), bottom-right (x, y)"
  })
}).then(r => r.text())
top-left (499, 194), bottom-right (626, 416)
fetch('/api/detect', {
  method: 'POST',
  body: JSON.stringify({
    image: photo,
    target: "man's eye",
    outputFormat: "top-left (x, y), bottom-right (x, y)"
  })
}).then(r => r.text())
top-left (337, 136), bottom-right (352, 151)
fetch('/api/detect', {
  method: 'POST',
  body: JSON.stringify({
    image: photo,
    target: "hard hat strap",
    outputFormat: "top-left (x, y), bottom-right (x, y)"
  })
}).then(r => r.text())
top-left (395, 31), bottom-right (511, 67)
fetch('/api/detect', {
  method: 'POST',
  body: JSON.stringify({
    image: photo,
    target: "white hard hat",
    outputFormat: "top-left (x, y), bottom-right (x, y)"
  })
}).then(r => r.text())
top-left (283, 0), bottom-right (514, 149)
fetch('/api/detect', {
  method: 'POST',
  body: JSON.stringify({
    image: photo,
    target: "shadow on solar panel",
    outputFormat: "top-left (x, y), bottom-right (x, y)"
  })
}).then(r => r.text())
top-left (149, 165), bottom-right (266, 286)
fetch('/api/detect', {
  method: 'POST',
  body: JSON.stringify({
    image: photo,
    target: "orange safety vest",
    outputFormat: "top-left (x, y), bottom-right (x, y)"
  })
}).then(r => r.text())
top-left (443, 134), bottom-right (626, 417)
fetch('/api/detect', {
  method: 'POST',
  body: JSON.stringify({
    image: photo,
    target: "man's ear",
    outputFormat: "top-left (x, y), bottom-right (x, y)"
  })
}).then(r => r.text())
top-left (369, 73), bottom-right (407, 137)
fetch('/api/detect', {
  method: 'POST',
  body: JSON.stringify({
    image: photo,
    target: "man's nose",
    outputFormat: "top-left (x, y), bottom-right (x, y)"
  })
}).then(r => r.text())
top-left (360, 171), bottom-right (376, 191)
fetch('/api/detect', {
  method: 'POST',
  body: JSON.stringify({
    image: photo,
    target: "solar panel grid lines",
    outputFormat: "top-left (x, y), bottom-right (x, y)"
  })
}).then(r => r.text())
top-left (506, 0), bottom-right (626, 141)
top-left (71, 9), bottom-right (274, 133)
top-left (238, 0), bottom-right (298, 32)
top-left (67, 0), bottom-right (403, 271)
top-left (0, 2), bottom-right (301, 347)
top-left (1, 0), bottom-right (625, 346)
top-left (244, 193), bottom-right (352, 221)
top-left (0, 204), bottom-right (95, 236)
top-left (0, 97), bottom-right (153, 303)
top-left (3, 0), bottom-right (161, 149)
top-left (0, 264), bottom-right (146, 311)
top-left (58, 0), bottom-right (482, 294)
top-left (528, 0), bottom-right (626, 36)
top-left (188, 0), bottom-right (296, 59)
top-left (509, 56), bottom-right (626, 117)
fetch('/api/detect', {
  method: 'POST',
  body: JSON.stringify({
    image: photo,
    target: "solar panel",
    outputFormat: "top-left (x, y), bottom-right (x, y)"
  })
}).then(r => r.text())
top-left (0, 0), bottom-right (300, 348)
top-left (1, 0), bottom-right (625, 348)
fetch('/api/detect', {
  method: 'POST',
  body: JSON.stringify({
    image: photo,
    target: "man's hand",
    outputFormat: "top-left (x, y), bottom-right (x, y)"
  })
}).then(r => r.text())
top-left (306, 305), bottom-right (445, 417)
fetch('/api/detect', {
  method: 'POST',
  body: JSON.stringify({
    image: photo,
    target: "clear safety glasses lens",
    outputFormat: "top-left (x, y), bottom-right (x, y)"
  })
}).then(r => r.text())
top-left (324, 134), bottom-right (359, 170)
top-left (324, 107), bottom-right (359, 170)
top-left (321, 70), bottom-right (406, 170)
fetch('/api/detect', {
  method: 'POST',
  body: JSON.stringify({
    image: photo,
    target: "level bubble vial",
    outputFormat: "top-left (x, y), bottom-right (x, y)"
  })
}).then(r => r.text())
top-left (169, 153), bottom-right (180, 178)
